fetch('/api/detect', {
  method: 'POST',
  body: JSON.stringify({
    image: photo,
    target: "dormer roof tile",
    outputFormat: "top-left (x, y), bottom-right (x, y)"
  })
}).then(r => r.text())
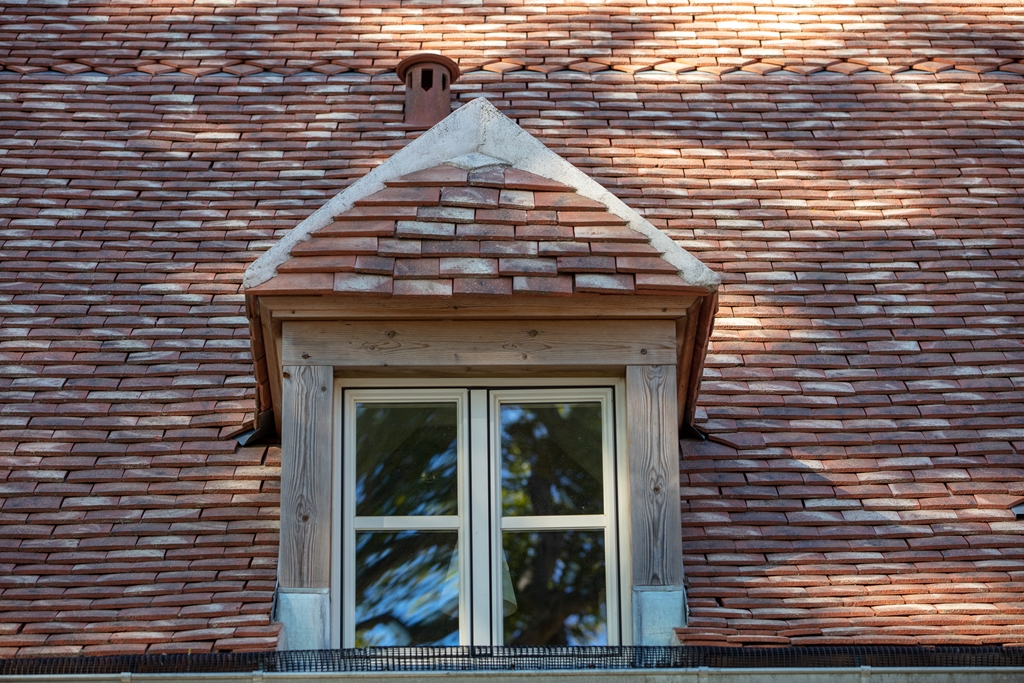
top-left (242, 97), bottom-right (721, 296)
top-left (250, 165), bottom-right (702, 298)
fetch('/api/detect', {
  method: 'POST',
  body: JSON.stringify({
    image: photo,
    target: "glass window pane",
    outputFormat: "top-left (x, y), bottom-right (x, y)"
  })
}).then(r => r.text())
top-left (502, 530), bottom-right (607, 646)
top-left (355, 402), bottom-right (458, 516)
top-left (355, 531), bottom-right (460, 647)
top-left (500, 402), bottom-right (604, 517)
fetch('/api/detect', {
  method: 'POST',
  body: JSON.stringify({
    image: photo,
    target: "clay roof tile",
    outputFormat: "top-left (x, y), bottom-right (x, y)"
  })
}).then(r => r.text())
top-left (250, 98), bottom-right (720, 300)
top-left (264, 161), bottom-right (701, 297)
top-left (385, 165), bottom-right (469, 187)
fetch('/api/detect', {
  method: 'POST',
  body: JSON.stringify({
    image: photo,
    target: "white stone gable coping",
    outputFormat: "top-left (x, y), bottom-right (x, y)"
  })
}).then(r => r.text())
top-left (243, 97), bottom-right (721, 291)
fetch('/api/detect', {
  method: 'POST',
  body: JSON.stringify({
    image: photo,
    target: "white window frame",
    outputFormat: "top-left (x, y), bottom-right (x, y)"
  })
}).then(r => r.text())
top-left (487, 388), bottom-right (621, 646)
top-left (331, 377), bottom-right (631, 648)
top-left (340, 388), bottom-right (470, 647)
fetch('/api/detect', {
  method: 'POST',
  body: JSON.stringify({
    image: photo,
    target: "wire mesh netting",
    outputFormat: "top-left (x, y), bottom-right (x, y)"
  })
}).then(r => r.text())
top-left (1, 646), bottom-right (1022, 676)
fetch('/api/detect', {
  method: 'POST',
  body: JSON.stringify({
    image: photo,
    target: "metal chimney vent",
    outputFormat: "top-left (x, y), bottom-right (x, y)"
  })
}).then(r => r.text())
top-left (397, 54), bottom-right (461, 129)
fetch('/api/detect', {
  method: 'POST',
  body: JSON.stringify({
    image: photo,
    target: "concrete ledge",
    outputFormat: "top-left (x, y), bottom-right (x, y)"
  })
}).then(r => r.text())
top-left (3, 667), bottom-right (1024, 682)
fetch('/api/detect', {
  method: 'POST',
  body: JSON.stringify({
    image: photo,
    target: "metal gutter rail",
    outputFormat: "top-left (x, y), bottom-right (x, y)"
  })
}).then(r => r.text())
top-left (1, 669), bottom-right (1024, 683)
top-left (1, 647), bottom-right (1023, 681)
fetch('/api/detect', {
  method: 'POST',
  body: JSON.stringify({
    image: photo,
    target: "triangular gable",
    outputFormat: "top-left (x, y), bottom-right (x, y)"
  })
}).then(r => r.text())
top-left (243, 97), bottom-right (720, 293)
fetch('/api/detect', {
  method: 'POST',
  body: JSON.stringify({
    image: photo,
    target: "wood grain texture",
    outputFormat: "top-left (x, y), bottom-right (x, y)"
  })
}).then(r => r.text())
top-left (262, 294), bottom-right (697, 320)
top-left (330, 365), bottom-right (624, 378)
top-left (683, 292), bottom-right (719, 426)
top-left (675, 302), bottom-right (700, 431)
top-left (259, 300), bottom-right (285, 436)
top-left (283, 319), bottom-right (676, 367)
top-left (626, 364), bottom-right (683, 587)
top-left (279, 364), bottom-right (333, 588)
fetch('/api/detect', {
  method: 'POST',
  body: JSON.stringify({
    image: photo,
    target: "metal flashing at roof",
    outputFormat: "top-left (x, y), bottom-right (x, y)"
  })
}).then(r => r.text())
top-left (243, 97), bottom-right (720, 295)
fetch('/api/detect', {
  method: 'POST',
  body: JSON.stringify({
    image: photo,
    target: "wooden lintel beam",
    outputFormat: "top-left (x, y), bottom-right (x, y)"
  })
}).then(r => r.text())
top-left (283, 319), bottom-right (677, 368)
top-left (259, 294), bottom-right (697, 320)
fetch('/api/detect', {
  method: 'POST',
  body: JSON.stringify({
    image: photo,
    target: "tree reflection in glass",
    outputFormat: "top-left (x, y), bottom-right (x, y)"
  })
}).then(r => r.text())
top-left (500, 402), bottom-right (603, 517)
top-left (503, 530), bottom-right (607, 646)
top-left (356, 402), bottom-right (458, 517)
top-left (355, 531), bottom-right (460, 646)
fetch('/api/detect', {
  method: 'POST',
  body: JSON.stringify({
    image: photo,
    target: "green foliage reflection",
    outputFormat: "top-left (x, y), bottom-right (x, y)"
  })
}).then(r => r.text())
top-left (355, 402), bottom-right (458, 517)
top-left (355, 531), bottom-right (459, 646)
top-left (500, 403), bottom-right (603, 517)
top-left (503, 530), bottom-right (607, 646)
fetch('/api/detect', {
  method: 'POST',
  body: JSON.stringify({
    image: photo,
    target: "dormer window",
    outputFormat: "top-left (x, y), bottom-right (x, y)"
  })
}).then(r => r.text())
top-left (243, 98), bottom-right (720, 650)
top-left (342, 384), bottom-right (622, 647)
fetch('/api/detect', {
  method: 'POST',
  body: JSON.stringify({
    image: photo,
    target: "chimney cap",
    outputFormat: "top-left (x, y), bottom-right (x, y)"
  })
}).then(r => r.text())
top-left (396, 54), bottom-right (461, 84)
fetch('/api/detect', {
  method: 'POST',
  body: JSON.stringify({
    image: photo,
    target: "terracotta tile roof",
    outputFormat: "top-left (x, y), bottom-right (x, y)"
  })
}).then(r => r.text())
top-left (0, 0), bottom-right (1023, 657)
top-left (3, 0), bottom-right (1024, 81)
top-left (249, 165), bottom-right (700, 298)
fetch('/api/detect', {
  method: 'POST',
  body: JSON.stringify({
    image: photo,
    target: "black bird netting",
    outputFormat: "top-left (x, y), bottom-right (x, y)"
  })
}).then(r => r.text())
top-left (1, 646), bottom-right (1022, 676)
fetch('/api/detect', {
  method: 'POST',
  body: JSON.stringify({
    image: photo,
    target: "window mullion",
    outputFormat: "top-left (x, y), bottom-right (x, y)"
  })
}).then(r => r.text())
top-left (468, 388), bottom-right (492, 645)
top-left (341, 389), bottom-right (356, 647)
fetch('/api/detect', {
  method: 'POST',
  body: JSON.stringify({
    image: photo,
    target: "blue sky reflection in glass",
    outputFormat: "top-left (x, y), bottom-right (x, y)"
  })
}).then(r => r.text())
top-left (355, 402), bottom-right (459, 517)
top-left (355, 531), bottom-right (460, 646)
top-left (500, 402), bottom-right (603, 517)
top-left (502, 530), bottom-right (607, 646)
